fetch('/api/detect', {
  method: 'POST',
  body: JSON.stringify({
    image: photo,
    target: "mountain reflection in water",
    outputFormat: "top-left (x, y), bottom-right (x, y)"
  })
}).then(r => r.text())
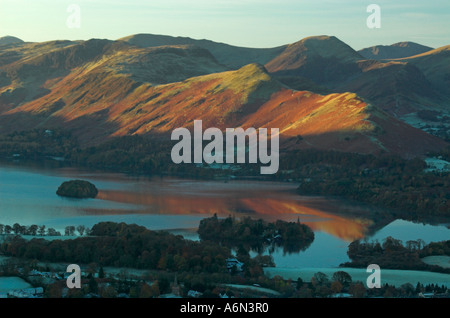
top-left (96, 181), bottom-right (375, 242)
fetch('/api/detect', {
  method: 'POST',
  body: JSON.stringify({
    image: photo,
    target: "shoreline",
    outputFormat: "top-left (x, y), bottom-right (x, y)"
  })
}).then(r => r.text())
top-left (264, 267), bottom-right (450, 288)
top-left (2, 155), bottom-right (449, 226)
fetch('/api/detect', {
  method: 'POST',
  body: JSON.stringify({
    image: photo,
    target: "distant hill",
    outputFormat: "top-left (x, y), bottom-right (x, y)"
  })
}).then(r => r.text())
top-left (263, 36), bottom-right (449, 125)
top-left (265, 35), bottom-right (364, 85)
top-left (395, 45), bottom-right (450, 96)
top-left (0, 39), bottom-right (227, 112)
top-left (358, 42), bottom-right (433, 60)
top-left (0, 36), bottom-right (24, 46)
top-left (118, 33), bottom-right (285, 69)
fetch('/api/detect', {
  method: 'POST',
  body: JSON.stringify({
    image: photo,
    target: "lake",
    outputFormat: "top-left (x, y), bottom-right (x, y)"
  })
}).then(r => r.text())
top-left (1, 161), bottom-right (449, 269)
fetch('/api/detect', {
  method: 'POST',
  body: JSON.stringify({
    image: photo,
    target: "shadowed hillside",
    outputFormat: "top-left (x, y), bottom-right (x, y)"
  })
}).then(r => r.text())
top-left (358, 42), bottom-right (433, 60)
top-left (119, 33), bottom-right (286, 69)
top-left (263, 36), bottom-right (450, 134)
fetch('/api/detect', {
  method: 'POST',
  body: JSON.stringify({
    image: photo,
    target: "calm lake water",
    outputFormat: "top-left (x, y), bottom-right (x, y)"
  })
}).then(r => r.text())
top-left (1, 161), bottom-right (449, 268)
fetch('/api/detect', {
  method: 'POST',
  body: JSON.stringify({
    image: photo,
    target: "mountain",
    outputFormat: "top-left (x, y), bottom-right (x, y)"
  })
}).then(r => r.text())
top-left (0, 35), bottom-right (447, 157)
top-left (361, 45), bottom-right (450, 136)
top-left (118, 33), bottom-right (285, 69)
top-left (265, 36), bottom-right (364, 85)
top-left (0, 39), bottom-right (227, 113)
top-left (264, 36), bottom-right (449, 135)
top-left (395, 45), bottom-right (450, 96)
top-left (0, 54), bottom-right (446, 157)
top-left (0, 36), bottom-right (24, 46)
top-left (358, 42), bottom-right (433, 60)
top-left (334, 60), bottom-right (445, 117)
top-left (115, 34), bottom-right (450, 132)
top-left (240, 87), bottom-right (446, 156)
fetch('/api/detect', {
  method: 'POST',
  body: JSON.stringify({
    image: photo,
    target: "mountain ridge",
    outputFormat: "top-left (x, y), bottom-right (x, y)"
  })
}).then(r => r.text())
top-left (358, 42), bottom-right (434, 60)
top-left (0, 34), bottom-right (447, 156)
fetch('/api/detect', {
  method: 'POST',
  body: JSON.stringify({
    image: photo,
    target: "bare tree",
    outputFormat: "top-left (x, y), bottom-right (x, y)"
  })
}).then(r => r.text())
top-left (27, 225), bottom-right (38, 236)
top-left (4, 225), bottom-right (12, 234)
top-left (38, 225), bottom-right (46, 236)
top-left (76, 225), bottom-right (86, 236)
top-left (65, 226), bottom-right (76, 236)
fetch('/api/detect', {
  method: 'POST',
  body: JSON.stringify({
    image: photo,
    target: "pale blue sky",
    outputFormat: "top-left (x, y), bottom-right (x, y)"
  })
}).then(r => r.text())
top-left (0, 0), bottom-right (449, 50)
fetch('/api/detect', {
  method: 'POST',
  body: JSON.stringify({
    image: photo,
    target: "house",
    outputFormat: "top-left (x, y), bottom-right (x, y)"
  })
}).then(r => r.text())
top-left (419, 292), bottom-right (436, 298)
top-left (8, 287), bottom-right (44, 298)
top-left (159, 293), bottom-right (182, 298)
top-left (330, 293), bottom-right (352, 298)
top-left (171, 275), bottom-right (181, 297)
top-left (226, 258), bottom-right (244, 272)
top-left (187, 290), bottom-right (203, 298)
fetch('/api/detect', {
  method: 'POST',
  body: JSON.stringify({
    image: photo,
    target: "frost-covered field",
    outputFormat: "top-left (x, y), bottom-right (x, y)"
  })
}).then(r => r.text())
top-left (265, 267), bottom-right (450, 288)
top-left (0, 234), bottom-right (79, 243)
top-left (422, 256), bottom-right (450, 269)
top-left (0, 277), bottom-right (33, 293)
top-left (222, 284), bottom-right (281, 296)
top-left (425, 157), bottom-right (450, 172)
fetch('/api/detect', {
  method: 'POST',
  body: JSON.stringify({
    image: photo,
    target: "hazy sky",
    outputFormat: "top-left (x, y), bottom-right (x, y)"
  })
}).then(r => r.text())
top-left (0, 0), bottom-right (449, 50)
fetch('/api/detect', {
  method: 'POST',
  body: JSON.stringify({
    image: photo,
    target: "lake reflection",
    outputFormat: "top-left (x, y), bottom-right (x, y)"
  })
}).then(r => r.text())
top-left (1, 161), bottom-right (449, 268)
top-left (97, 186), bottom-right (375, 242)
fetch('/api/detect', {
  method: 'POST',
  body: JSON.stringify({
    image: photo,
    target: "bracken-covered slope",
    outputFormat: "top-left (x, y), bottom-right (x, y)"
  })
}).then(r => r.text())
top-left (0, 39), bottom-right (227, 113)
top-left (0, 49), bottom-right (446, 157)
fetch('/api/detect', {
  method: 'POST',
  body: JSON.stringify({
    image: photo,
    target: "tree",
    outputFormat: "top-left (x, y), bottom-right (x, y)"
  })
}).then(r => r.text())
top-left (87, 262), bottom-right (98, 276)
top-left (57, 180), bottom-right (98, 199)
top-left (101, 286), bottom-right (117, 298)
top-left (4, 225), bottom-right (12, 234)
top-left (331, 281), bottom-right (343, 294)
top-left (46, 283), bottom-right (63, 298)
top-left (332, 271), bottom-right (352, 287)
top-left (417, 239), bottom-right (426, 250)
top-left (99, 266), bottom-right (105, 279)
top-left (312, 272), bottom-right (329, 286)
top-left (38, 225), bottom-right (46, 236)
top-left (400, 283), bottom-right (415, 297)
top-left (139, 283), bottom-right (153, 298)
top-left (65, 226), bottom-right (75, 236)
top-left (382, 236), bottom-right (403, 251)
top-left (88, 276), bottom-right (98, 294)
top-left (349, 282), bottom-right (366, 298)
top-left (406, 240), bottom-right (419, 251)
top-left (158, 277), bottom-right (170, 294)
top-left (13, 223), bottom-right (21, 235)
top-left (150, 281), bottom-right (160, 297)
top-left (296, 277), bottom-right (304, 289)
top-left (0, 224), bottom-right (4, 235)
top-left (415, 282), bottom-right (424, 294)
top-left (27, 225), bottom-right (38, 236)
top-left (77, 225), bottom-right (86, 236)
top-left (129, 286), bottom-right (139, 298)
top-left (296, 285), bottom-right (313, 298)
top-left (47, 228), bottom-right (60, 236)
